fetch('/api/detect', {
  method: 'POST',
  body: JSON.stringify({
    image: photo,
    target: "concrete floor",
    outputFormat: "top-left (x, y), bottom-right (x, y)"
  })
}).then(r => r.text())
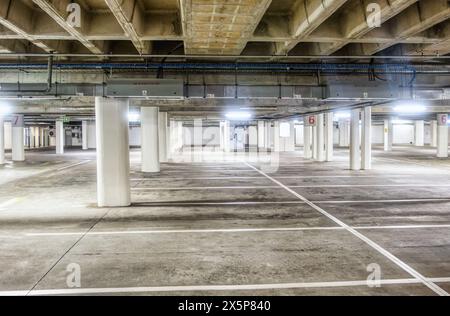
top-left (1, 146), bottom-right (450, 296)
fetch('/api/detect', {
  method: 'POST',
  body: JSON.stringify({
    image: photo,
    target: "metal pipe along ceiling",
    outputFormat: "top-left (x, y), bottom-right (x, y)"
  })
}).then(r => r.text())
top-left (0, 62), bottom-right (419, 73)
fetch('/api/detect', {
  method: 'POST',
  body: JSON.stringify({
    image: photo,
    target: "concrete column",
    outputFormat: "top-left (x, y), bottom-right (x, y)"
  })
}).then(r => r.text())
top-left (303, 117), bottom-right (312, 159)
top-left (264, 121), bottom-right (270, 149)
top-left (431, 120), bottom-right (438, 147)
top-left (361, 107), bottom-right (372, 170)
top-left (316, 114), bottom-right (325, 162)
top-left (141, 107), bottom-right (160, 173)
top-left (414, 120), bottom-right (424, 147)
top-left (224, 120), bottom-right (231, 152)
top-left (286, 122), bottom-right (296, 152)
top-left (95, 97), bottom-right (130, 207)
top-left (312, 121), bottom-right (318, 160)
top-left (338, 119), bottom-right (350, 147)
top-left (350, 109), bottom-right (361, 170)
top-left (219, 121), bottom-right (224, 151)
top-left (257, 120), bottom-right (265, 149)
top-left (325, 113), bottom-right (334, 162)
top-left (158, 112), bottom-right (168, 162)
top-left (0, 116), bottom-right (5, 165)
top-left (273, 121), bottom-right (280, 152)
top-left (39, 127), bottom-right (45, 148)
top-left (384, 119), bottom-right (393, 151)
top-left (193, 118), bottom-right (203, 152)
top-left (82, 120), bottom-right (88, 150)
top-left (43, 128), bottom-right (49, 147)
top-left (177, 121), bottom-right (183, 151)
top-left (55, 120), bottom-right (64, 154)
top-left (34, 127), bottom-right (40, 148)
top-left (437, 114), bottom-right (448, 158)
top-left (12, 115), bottom-right (25, 162)
top-left (29, 126), bottom-right (35, 148)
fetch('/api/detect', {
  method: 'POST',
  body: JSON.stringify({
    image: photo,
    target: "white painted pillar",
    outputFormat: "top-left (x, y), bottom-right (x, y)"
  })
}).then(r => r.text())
top-left (384, 119), bottom-right (393, 151)
top-left (257, 120), bottom-right (265, 149)
top-left (82, 120), bottom-right (88, 150)
top-left (39, 127), bottom-right (45, 148)
top-left (325, 112), bottom-right (333, 162)
top-left (350, 109), bottom-right (361, 170)
top-left (437, 114), bottom-right (448, 158)
top-left (95, 97), bottom-right (130, 207)
top-left (158, 112), bottom-right (168, 162)
top-left (177, 121), bottom-right (183, 151)
top-left (338, 119), bottom-right (349, 147)
top-left (286, 122), bottom-right (296, 152)
top-left (431, 120), bottom-right (438, 147)
top-left (224, 120), bottom-right (231, 152)
top-left (55, 120), bottom-right (64, 154)
top-left (219, 121), bottom-right (224, 151)
top-left (312, 120), bottom-right (318, 160)
top-left (0, 116), bottom-right (5, 165)
top-left (273, 121), bottom-right (280, 152)
top-left (12, 115), bottom-right (25, 162)
top-left (193, 118), bottom-right (203, 153)
top-left (34, 127), bottom-right (40, 148)
top-left (361, 107), bottom-right (372, 170)
top-left (43, 128), bottom-right (49, 147)
top-left (316, 114), bottom-right (325, 162)
top-left (264, 121), bottom-right (270, 149)
top-left (303, 117), bottom-right (312, 159)
top-left (414, 120), bottom-right (424, 147)
top-left (141, 107), bottom-right (160, 173)
top-left (29, 126), bottom-right (35, 148)
top-left (4, 122), bottom-right (11, 150)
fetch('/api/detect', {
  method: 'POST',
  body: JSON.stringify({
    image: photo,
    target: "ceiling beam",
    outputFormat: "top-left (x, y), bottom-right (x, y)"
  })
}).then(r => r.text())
top-left (312, 0), bottom-right (419, 56)
top-left (103, 0), bottom-right (151, 54)
top-left (275, 0), bottom-right (348, 55)
top-left (32, 0), bottom-right (105, 54)
top-left (357, 0), bottom-right (450, 55)
top-left (0, 0), bottom-right (65, 53)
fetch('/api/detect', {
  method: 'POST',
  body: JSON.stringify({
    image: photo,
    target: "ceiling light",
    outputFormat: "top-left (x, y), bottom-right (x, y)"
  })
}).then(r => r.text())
top-left (334, 111), bottom-right (351, 119)
top-left (225, 111), bottom-right (252, 120)
top-left (128, 112), bottom-right (140, 122)
top-left (393, 102), bottom-right (426, 113)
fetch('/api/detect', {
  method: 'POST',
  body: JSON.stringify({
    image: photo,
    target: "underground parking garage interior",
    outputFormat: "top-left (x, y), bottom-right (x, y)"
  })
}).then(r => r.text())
top-left (1, 0), bottom-right (450, 302)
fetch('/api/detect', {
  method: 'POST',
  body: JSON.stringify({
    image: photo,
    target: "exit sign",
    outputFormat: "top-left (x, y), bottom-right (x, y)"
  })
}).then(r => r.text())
top-left (62, 116), bottom-right (70, 123)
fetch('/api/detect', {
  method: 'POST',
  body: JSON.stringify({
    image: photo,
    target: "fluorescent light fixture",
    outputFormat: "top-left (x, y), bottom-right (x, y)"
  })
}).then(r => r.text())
top-left (392, 119), bottom-right (410, 124)
top-left (334, 111), bottom-right (351, 119)
top-left (0, 101), bottom-right (11, 116)
top-left (128, 112), bottom-right (140, 122)
top-left (280, 122), bottom-right (291, 137)
top-left (393, 102), bottom-right (426, 113)
top-left (225, 111), bottom-right (252, 120)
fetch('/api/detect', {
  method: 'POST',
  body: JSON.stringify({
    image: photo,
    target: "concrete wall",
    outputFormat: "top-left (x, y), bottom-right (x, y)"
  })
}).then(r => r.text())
top-left (183, 126), bottom-right (220, 147)
top-left (4, 122), bottom-right (11, 149)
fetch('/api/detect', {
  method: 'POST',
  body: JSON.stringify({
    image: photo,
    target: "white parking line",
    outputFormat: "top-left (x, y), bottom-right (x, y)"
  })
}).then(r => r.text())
top-left (244, 162), bottom-right (449, 296)
top-left (130, 175), bottom-right (414, 181)
top-left (25, 226), bottom-right (344, 237)
top-left (130, 198), bottom-right (450, 206)
top-left (56, 160), bottom-right (90, 171)
top-left (131, 184), bottom-right (450, 190)
top-left (131, 186), bottom-right (279, 190)
top-left (24, 223), bottom-right (450, 237)
top-left (3, 277), bottom-right (448, 296)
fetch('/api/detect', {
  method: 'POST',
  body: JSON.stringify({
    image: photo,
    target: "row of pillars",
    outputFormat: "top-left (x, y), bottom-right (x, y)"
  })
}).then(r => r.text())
top-left (95, 98), bottom-right (174, 207)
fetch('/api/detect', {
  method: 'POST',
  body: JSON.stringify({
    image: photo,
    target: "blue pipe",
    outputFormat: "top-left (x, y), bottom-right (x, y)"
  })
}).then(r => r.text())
top-left (0, 62), bottom-right (416, 72)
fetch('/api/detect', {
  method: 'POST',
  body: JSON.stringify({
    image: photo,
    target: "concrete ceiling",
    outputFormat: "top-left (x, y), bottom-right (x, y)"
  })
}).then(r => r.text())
top-left (0, 0), bottom-right (448, 58)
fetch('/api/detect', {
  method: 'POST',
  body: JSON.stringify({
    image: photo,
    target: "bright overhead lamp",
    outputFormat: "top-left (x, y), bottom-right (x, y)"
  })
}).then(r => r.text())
top-left (0, 101), bottom-right (11, 116)
top-left (225, 111), bottom-right (252, 120)
top-left (334, 111), bottom-right (351, 119)
top-left (393, 102), bottom-right (426, 113)
top-left (128, 112), bottom-right (140, 122)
